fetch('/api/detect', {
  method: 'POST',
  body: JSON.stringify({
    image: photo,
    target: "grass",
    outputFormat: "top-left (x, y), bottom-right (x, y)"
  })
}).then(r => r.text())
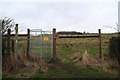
top-left (31, 61), bottom-right (117, 78)
top-left (3, 33), bottom-right (120, 78)
top-left (30, 33), bottom-right (119, 78)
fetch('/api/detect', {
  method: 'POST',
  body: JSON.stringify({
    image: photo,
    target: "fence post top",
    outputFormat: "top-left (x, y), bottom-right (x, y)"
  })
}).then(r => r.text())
top-left (16, 24), bottom-right (18, 26)
top-left (53, 28), bottom-right (56, 30)
top-left (15, 24), bottom-right (18, 30)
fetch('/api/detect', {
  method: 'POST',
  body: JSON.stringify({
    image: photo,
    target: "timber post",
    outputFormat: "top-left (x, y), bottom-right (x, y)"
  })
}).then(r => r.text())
top-left (7, 29), bottom-right (11, 56)
top-left (27, 29), bottom-right (30, 56)
top-left (53, 28), bottom-right (57, 59)
top-left (98, 29), bottom-right (102, 58)
top-left (14, 24), bottom-right (18, 68)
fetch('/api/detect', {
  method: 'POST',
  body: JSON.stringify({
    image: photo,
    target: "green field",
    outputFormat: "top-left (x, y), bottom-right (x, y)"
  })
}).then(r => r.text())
top-left (3, 33), bottom-right (120, 78)
top-left (30, 33), bottom-right (119, 78)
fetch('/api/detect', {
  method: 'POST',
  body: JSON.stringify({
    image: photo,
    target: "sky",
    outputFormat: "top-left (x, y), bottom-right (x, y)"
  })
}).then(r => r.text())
top-left (0, 0), bottom-right (120, 33)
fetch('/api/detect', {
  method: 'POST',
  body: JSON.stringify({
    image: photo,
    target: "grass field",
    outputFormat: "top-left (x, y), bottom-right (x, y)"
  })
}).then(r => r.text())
top-left (30, 33), bottom-right (119, 78)
top-left (3, 33), bottom-right (120, 78)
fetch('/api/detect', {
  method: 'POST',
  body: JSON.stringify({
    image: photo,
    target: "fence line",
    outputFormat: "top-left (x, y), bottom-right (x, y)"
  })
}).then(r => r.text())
top-left (2, 25), bottom-right (29, 57)
top-left (53, 28), bottom-right (102, 59)
top-left (58, 35), bottom-right (99, 38)
top-left (3, 34), bottom-right (28, 37)
top-left (2, 27), bottom-right (102, 60)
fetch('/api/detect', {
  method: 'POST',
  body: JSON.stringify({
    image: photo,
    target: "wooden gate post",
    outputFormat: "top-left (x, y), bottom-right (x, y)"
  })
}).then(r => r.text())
top-left (27, 29), bottom-right (30, 56)
top-left (53, 28), bottom-right (57, 59)
top-left (98, 29), bottom-right (102, 58)
top-left (7, 29), bottom-right (11, 56)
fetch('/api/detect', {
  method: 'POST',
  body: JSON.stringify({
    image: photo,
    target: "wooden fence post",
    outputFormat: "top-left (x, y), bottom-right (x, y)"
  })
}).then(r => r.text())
top-left (7, 29), bottom-right (11, 56)
top-left (12, 39), bottom-right (14, 54)
top-left (27, 29), bottom-right (30, 56)
top-left (98, 29), bottom-right (102, 58)
top-left (15, 24), bottom-right (18, 54)
top-left (53, 28), bottom-right (56, 59)
top-left (14, 24), bottom-right (18, 68)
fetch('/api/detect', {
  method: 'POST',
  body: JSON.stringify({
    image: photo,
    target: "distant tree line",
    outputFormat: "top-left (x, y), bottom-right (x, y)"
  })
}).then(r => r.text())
top-left (57, 31), bottom-right (83, 35)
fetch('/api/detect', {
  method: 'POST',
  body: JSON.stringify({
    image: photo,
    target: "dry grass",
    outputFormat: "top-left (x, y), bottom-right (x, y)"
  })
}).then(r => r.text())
top-left (3, 53), bottom-right (48, 78)
top-left (70, 51), bottom-right (119, 76)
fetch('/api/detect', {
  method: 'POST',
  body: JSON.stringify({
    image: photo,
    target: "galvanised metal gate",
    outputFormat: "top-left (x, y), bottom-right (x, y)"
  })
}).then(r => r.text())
top-left (29, 29), bottom-right (53, 61)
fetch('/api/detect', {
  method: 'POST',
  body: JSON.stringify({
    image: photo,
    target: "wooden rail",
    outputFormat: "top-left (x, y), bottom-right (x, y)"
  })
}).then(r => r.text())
top-left (58, 35), bottom-right (99, 38)
top-left (3, 34), bottom-right (28, 37)
top-left (55, 28), bottom-right (102, 59)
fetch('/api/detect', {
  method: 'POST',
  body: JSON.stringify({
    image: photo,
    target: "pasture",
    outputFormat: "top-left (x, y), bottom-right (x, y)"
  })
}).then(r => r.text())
top-left (3, 33), bottom-right (120, 78)
top-left (31, 33), bottom-right (119, 78)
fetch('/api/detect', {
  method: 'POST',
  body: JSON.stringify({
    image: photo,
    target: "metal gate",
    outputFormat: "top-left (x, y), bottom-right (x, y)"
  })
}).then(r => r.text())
top-left (29, 29), bottom-right (53, 61)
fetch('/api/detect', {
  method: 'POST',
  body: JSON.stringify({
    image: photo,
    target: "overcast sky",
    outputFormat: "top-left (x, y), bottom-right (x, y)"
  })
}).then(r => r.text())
top-left (0, 0), bottom-right (120, 33)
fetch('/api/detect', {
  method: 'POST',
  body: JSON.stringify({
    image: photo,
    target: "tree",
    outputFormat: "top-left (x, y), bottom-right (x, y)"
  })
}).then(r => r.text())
top-left (1, 17), bottom-right (15, 35)
top-left (105, 22), bottom-right (120, 37)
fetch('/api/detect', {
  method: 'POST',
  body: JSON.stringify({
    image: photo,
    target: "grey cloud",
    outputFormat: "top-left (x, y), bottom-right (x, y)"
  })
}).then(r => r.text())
top-left (0, 2), bottom-right (118, 33)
